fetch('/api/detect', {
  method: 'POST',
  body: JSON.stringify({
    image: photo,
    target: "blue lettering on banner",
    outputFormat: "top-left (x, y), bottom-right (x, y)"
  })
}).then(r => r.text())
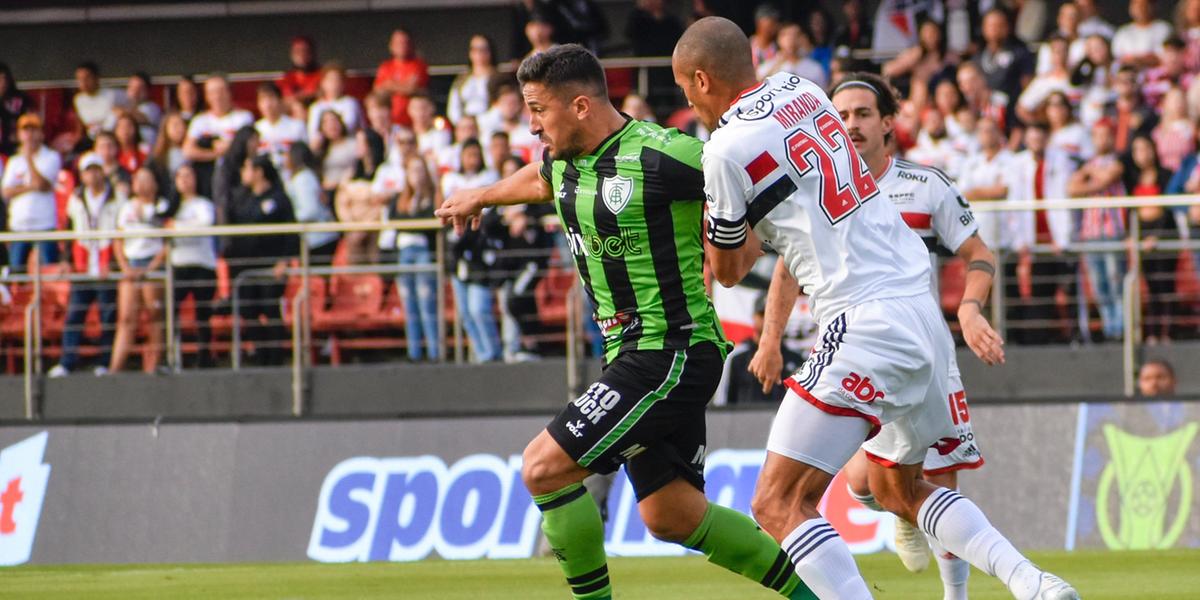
top-left (308, 449), bottom-right (893, 562)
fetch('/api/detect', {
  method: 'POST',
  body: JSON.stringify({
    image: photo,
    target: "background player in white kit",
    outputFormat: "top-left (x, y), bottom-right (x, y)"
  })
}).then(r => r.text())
top-left (672, 18), bottom-right (1078, 600)
top-left (751, 72), bottom-right (1005, 600)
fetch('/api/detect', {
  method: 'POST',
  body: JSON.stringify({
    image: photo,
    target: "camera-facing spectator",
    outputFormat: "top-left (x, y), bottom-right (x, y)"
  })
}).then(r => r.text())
top-left (1124, 135), bottom-right (1182, 343)
top-left (447, 35), bottom-right (498, 124)
top-left (283, 142), bottom-right (338, 264)
top-left (524, 12), bottom-right (558, 60)
top-left (183, 75), bottom-right (254, 198)
top-left (444, 139), bottom-right (502, 363)
top-left (1037, 2), bottom-right (1087, 74)
top-left (487, 130), bottom-right (517, 173)
top-left (1044, 91), bottom-right (1092, 161)
top-left (1112, 0), bottom-right (1171, 68)
top-left (757, 22), bottom-right (827, 88)
top-left (225, 154), bottom-right (297, 366)
top-left (1104, 65), bottom-right (1158, 153)
top-left (1017, 35), bottom-right (1078, 126)
top-left (0, 63), bottom-right (32, 156)
top-left (113, 111), bottom-right (147, 173)
top-left (92, 130), bottom-right (132, 199)
top-left (436, 114), bottom-right (479, 175)
top-left (373, 28), bottom-right (429, 129)
top-left (980, 9), bottom-right (1037, 115)
top-left (2, 113), bottom-right (62, 271)
top-left (1151, 87), bottom-right (1194, 172)
top-left (48, 152), bottom-right (122, 378)
top-left (1075, 0), bottom-right (1115, 40)
top-left (621, 93), bottom-right (655, 122)
top-left (958, 117), bottom-right (1013, 248)
top-left (307, 64), bottom-right (361, 145)
top-left (73, 62), bottom-right (119, 143)
top-left (109, 167), bottom-right (168, 374)
top-left (173, 75), bottom-right (203, 123)
top-left (112, 72), bottom-right (162, 146)
top-left (1072, 34), bottom-right (1117, 127)
top-left (957, 61), bottom-right (1010, 133)
top-left (212, 125), bottom-right (260, 223)
top-left (363, 91), bottom-right (398, 146)
top-left (148, 111), bottom-right (189, 197)
top-left (168, 162), bottom-right (218, 368)
top-left (714, 295), bottom-right (805, 406)
top-left (407, 94), bottom-right (451, 164)
top-left (389, 154), bottom-right (441, 362)
top-left (315, 111), bottom-right (357, 196)
top-left (254, 83), bottom-right (306, 171)
top-left (1143, 38), bottom-right (1193, 110)
top-left (277, 36), bottom-right (322, 107)
top-left (1068, 120), bottom-right (1127, 342)
top-left (882, 19), bottom-right (957, 97)
top-left (478, 76), bottom-right (539, 162)
top-left (749, 3), bottom-right (781, 67)
top-left (1137, 359), bottom-right (1176, 396)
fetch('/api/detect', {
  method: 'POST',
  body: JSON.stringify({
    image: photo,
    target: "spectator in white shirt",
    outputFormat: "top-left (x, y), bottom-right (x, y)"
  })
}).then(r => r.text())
top-left (168, 162), bottom-right (218, 368)
top-left (1038, 2), bottom-right (1089, 74)
top-left (1045, 91), bottom-right (1093, 161)
top-left (756, 22), bottom-right (827, 88)
top-left (477, 77), bottom-right (531, 151)
top-left (407, 94), bottom-right (452, 165)
top-left (48, 152), bottom-right (122, 378)
top-left (307, 64), bottom-right (362, 145)
top-left (2, 113), bottom-right (62, 271)
top-left (1076, 0), bottom-right (1116, 39)
top-left (447, 34), bottom-right (497, 124)
top-left (73, 61), bottom-right (119, 143)
top-left (109, 167), bottom-right (168, 373)
top-left (958, 118), bottom-right (1013, 248)
top-left (284, 142), bottom-right (339, 263)
top-left (255, 82), bottom-right (306, 172)
top-left (1112, 0), bottom-right (1173, 68)
top-left (437, 115), bottom-right (480, 175)
top-left (1018, 35), bottom-right (1080, 125)
top-left (183, 74), bottom-right (254, 199)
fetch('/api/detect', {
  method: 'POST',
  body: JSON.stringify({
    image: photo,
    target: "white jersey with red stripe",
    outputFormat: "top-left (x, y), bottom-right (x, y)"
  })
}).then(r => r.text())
top-left (703, 73), bottom-right (931, 325)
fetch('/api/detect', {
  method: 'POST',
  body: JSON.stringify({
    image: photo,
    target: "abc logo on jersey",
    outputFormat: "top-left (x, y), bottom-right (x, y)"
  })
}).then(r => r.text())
top-left (0, 432), bottom-right (52, 566)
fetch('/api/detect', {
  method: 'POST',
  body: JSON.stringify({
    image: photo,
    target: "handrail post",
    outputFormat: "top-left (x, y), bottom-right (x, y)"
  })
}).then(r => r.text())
top-left (1123, 211), bottom-right (1142, 397)
top-left (565, 284), bottom-right (577, 403)
top-left (300, 235), bottom-right (311, 369)
top-left (32, 255), bottom-right (42, 376)
top-left (231, 276), bottom-right (242, 370)
top-left (436, 231), bottom-right (447, 362)
top-left (992, 249), bottom-right (1006, 339)
top-left (164, 248), bottom-right (176, 371)
top-left (23, 303), bottom-right (36, 420)
top-left (292, 293), bottom-right (305, 417)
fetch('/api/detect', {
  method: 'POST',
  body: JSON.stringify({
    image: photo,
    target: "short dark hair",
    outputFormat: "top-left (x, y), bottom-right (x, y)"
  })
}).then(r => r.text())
top-left (77, 61), bottom-right (99, 76)
top-left (257, 82), bottom-right (282, 98)
top-left (1164, 36), bottom-right (1186, 51)
top-left (131, 71), bottom-right (151, 87)
top-left (516, 43), bottom-right (608, 99)
top-left (832, 72), bottom-right (901, 118)
top-left (1143, 358), bottom-right (1175, 378)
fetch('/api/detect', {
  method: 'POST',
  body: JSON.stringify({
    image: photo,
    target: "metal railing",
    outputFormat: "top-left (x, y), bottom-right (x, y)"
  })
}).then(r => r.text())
top-left (2, 194), bottom-right (1199, 417)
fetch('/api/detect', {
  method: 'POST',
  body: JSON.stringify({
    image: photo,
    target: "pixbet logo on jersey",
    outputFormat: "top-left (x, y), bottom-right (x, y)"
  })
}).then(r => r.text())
top-left (307, 449), bottom-right (894, 562)
top-left (0, 432), bottom-right (51, 566)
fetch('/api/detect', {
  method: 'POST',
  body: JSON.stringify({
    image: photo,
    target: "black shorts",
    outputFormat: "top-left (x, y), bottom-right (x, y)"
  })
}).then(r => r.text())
top-left (546, 342), bottom-right (724, 501)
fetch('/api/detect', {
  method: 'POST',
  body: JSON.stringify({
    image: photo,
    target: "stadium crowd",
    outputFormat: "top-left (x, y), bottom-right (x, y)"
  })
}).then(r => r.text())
top-left (1, 0), bottom-right (1199, 377)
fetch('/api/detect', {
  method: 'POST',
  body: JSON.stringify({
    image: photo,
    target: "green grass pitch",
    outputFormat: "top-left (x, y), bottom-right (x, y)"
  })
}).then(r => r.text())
top-left (3, 550), bottom-right (1195, 599)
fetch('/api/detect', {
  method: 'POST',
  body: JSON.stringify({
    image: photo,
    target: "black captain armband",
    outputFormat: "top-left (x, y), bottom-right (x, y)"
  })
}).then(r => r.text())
top-left (967, 260), bottom-right (996, 277)
top-left (706, 214), bottom-right (748, 249)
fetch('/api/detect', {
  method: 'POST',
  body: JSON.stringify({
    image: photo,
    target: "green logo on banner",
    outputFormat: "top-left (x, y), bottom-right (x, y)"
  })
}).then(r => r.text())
top-left (1096, 424), bottom-right (1196, 550)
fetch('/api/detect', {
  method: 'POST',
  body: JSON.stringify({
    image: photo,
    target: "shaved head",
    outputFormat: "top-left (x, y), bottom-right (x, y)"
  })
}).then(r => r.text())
top-left (673, 17), bottom-right (756, 85)
top-left (672, 17), bottom-right (758, 131)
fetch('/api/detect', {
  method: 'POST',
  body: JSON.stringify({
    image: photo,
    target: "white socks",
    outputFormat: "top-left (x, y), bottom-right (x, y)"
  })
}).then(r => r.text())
top-left (918, 487), bottom-right (1033, 595)
top-left (782, 518), bottom-right (872, 600)
top-left (929, 536), bottom-right (970, 600)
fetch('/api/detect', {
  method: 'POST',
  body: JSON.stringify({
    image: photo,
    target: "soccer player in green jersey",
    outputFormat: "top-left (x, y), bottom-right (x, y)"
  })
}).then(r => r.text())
top-left (437, 44), bottom-right (814, 600)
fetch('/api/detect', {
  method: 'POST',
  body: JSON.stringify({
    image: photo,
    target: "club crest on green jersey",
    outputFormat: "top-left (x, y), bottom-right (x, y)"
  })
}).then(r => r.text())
top-left (602, 175), bottom-right (634, 214)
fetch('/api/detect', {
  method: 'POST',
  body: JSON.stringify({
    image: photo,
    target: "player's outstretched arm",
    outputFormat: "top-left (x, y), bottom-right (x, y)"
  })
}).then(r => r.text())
top-left (956, 234), bottom-right (1005, 366)
top-left (436, 161), bottom-right (552, 235)
top-left (748, 258), bottom-right (799, 394)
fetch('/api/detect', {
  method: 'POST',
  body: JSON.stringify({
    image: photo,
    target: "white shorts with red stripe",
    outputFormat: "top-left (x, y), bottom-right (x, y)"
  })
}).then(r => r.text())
top-left (920, 367), bottom-right (985, 475)
top-left (766, 293), bottom-right (961, 470)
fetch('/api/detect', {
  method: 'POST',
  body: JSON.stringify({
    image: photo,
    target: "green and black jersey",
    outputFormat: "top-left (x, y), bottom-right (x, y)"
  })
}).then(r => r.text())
top-left (539, 117), bottom-right (728, 363)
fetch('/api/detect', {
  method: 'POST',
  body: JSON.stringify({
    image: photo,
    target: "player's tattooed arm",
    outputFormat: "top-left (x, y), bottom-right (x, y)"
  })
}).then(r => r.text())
top-left (748, 259), bottom-right (799, 394)
top-left (436, 161), bottom-right (551, 235)
top-left (955, 233), bottom-right (1004, 366)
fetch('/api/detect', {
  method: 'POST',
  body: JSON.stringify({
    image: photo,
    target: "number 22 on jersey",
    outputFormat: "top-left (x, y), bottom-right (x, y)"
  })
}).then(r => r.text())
top-left (784, 109), bottom-right (878, 225)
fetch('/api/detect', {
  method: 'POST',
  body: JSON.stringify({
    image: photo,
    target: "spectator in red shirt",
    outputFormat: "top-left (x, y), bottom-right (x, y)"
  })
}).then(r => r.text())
top-left (373, 28), bottom-right (429, 129)
top-left (114, 111), bottom-right (147, 173)
top-left (278, 36), bottom-right (322, 107)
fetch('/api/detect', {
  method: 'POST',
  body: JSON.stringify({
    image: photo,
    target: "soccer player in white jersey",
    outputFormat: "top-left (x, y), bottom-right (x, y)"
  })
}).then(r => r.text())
top-left (752, 71), bottom-right (1003, 600)
top-left (672, 18), bottom-right (1079, 600)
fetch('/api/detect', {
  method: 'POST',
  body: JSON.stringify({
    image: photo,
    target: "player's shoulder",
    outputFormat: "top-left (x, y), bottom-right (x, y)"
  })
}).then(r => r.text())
top-left (626, 119), bottom-right (703, 160)
top-left (892, 158), bottom-right (956, 190)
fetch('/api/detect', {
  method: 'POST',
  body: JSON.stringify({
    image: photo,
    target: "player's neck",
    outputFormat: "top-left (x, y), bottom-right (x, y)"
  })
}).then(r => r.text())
top-left (865, 150), bottom-right (890, 179)
top-left (581, 105), bottom-right (630, 153)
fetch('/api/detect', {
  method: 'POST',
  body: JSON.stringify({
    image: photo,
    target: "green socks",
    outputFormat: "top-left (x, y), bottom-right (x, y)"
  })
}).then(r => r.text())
top-left (533, 483), bottom-right (612, 600)
top-left (683, 503), bottom-right (817, 600)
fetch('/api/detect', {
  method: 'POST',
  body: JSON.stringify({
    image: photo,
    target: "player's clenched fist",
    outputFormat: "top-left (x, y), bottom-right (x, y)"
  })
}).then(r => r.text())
top-left (748, 344), bottom-right (784, 395)
top-left (436, 188), bottom-right (484, 235)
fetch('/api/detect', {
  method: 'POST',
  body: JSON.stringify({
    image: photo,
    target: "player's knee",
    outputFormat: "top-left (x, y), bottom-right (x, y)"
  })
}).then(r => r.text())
top-left (520, 443), bottom-right (557, 494)
top-left (641, 509), bottom-right (692, 543)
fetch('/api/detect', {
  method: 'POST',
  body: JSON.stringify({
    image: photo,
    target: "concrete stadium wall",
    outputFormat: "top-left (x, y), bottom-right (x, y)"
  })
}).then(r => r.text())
top-left (2, 343), bottom-right (1198, 423)
top-left (0, 398), bottom-right (1195, 565)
